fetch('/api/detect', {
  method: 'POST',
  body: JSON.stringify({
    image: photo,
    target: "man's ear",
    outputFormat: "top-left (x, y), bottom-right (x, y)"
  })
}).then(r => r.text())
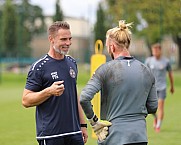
top-left (48, 35), bottom-right (54, 44)
top-left (111, 44), bottom-right (116, 53)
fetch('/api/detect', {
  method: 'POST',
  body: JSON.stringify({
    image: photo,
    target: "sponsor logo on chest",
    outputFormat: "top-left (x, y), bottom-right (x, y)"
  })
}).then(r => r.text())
top-left (51, 72), bottom-right (59, 80)
top-left (50, 67), bottom-right (76, 80)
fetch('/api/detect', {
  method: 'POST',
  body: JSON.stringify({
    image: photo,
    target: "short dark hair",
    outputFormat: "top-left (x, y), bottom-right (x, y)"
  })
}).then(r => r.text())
top-left (151, 43), bottom-right (161, 49)
top-left (48, 21), bottom-right (70, 36)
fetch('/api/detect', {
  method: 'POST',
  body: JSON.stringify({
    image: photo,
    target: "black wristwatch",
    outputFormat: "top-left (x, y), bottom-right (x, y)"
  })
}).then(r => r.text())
top-left (80, 124), bottom-right (87, 128)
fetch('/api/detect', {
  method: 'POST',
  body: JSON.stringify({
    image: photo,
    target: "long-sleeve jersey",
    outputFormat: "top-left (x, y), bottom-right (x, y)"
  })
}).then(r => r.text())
top-left (80, 56), bottom-right (158, 145)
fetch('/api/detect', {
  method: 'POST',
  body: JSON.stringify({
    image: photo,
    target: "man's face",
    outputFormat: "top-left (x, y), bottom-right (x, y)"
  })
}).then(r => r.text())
top-left (51, 28), bottom-right (72, 55)
top-left (152, 46), bottom-right (161, 58)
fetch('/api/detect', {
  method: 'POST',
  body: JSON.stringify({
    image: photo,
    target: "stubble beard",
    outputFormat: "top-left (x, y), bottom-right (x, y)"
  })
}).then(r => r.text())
top-left (53, 45), bottom-right (69, 55)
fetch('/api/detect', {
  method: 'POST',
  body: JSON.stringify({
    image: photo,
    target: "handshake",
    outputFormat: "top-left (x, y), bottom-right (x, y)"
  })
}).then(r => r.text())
top-left (89, 115), bottom-right (112, 142)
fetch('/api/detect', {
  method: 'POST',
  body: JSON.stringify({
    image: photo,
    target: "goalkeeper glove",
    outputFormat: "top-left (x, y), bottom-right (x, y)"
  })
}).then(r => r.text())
top-left (88, 115), bottom-right (112, 141)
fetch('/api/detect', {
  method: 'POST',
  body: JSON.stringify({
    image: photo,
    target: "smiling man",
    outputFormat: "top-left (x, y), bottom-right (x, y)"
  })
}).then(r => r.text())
top-left (22, 21), bottom-right (88, 145)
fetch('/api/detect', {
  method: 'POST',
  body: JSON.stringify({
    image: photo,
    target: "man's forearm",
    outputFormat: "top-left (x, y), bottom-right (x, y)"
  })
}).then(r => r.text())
top-left (80, 95), bottom-right (94, 119)
top-left (169, 72), bottom-right (174, 87)
top-left (77, 97), bottom-right (87, 124)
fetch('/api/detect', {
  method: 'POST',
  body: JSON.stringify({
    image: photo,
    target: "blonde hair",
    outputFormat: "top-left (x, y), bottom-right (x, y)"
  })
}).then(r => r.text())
top-left (106, 20), bottom-right (133, 48)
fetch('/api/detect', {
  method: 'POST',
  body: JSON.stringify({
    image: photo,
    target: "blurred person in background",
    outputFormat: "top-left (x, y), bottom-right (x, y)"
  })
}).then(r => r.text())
top-left (145, 43), bottom-right (174, 133)
top-left (80, 20), bottom-right (158, 145)
top-left (22, 21), bottom-right (88, 145)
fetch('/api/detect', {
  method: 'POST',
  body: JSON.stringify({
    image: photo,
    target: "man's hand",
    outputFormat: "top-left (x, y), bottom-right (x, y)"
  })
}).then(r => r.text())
top-left (48, 81), bottom-right (65, 96)
top-left (95, 126), bottom-right (110, 142)
top-left (170, 86), bottom-right (174, 94)
top-left (92, 120), bottom-right (112, 132)
top-left (89, 115), bottom-right (112, 141)
top-left (81, 127), bottom-right (88, 143)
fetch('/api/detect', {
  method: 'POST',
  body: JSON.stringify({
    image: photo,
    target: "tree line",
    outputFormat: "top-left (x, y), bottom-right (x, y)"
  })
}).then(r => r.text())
top-left (0, 0), bottom-right (181, 68)
top-left (0, 0), bottom-right (63, 58)
top-left (94, 0), bottom-right (181, 68)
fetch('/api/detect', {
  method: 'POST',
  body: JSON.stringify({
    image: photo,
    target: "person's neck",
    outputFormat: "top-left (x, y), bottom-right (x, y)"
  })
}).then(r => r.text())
top-left (155, 55), bottom-right (161, 60)
top-left (114, 51), bottom-right (131, 59)
top-left (48, 49), bottom-right (64, 60)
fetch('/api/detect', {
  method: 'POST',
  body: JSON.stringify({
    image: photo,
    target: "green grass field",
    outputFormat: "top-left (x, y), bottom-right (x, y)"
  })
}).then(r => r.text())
top-left (0, 65), bottom-right (181, 145)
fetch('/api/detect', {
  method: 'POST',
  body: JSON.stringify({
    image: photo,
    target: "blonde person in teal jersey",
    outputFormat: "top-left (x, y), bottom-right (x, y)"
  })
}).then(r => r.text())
top-left (145, 43), bottom-right (174, 133)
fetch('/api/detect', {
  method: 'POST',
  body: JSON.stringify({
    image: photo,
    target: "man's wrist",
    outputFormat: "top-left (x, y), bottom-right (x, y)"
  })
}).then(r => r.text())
top-left (88, 114), bottom-right (98, 126)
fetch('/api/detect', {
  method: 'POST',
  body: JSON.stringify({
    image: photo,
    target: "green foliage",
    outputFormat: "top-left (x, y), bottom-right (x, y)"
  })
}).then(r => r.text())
top-left (15, 0), bottom-right (45, 57)
top-left (17, 0), bottom-right (45, 35)
top-left (94, 3), bottom-right (107, 44)
top-left (105, 0), bottom-right (181, 42)
top-left (104, 0), bottom-right (181, 67)
top-left (53, 0), bottom-right (64, 22)
top-left (2, 0), bottom-right (18, 57)
top-left (0, 0), bottom-right (45, 57)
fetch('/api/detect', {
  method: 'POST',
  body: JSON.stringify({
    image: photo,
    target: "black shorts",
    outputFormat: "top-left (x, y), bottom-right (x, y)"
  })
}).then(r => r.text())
top-left (38, 133), bottom-right (84, 145)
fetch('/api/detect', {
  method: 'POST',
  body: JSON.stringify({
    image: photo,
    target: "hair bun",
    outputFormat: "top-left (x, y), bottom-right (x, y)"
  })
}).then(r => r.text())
top-left (119, 20), bottom-right (127, 30)
top-left (118, 20), bottom-right (133, 33)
